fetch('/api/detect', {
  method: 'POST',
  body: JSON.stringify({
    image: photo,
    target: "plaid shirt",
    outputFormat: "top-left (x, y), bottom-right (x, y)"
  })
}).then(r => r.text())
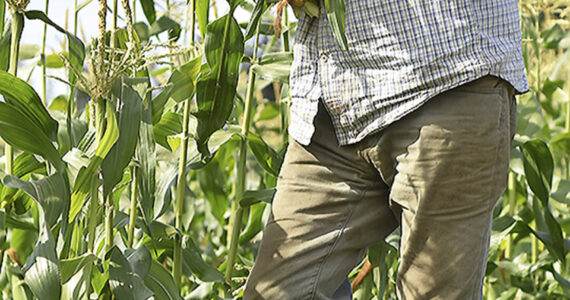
top-left (288, 0), bottom-right (528, 146)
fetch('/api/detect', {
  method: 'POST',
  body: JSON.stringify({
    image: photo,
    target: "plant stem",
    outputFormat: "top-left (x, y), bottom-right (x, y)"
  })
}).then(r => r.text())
top-left (87, 175), bottom-right (99, 254)
top-left (0, 0), bottom-right (5, 35)
top-left (105, 194), bottom-right (114, 252)
top-left (505, 172), bottom-right (516, 259)
top-left (189, 0), bottom-right (195, 46)
top-left (280, 8), bottom-right (290, 142)
top-left (4, 9), bottom-right (24, 176)
top-left (531, 218), bottom-right (538, 264)
top-left (172, 0), bottom-right (196, 288)
top-left (41, 0), bottom-right (49, 105)
top-left (225, 27), bottom-right (261, 291)
top-left (530, 0), bottom-right (540, 264)
top-left (173, 98), bottom-right (191, 287)
top-left (127, 167), bottom-right (137, 248)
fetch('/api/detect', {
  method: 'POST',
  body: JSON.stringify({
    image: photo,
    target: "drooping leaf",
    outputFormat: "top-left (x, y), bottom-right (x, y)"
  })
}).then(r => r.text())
top-left (153, 112), bottom-right (183, 150)
top-left (0, 70), bottom-right (58, 141)
top-left (137, 96), bottom-right (157, 235)
top-left (239, 188), bottom-right (275, 207)
top-left (70, 101), bottom-right (120, 222)
top-left (60, 253), bottom-right (97, 284)
top-left (139, 0), bottom-right (156, 24)
top-left (0, 102), bottom-right (62, 170)
top-left (248, 132), bottom-right (283, 177)
top-left (197, 144), bottom-right (233, 225)
top-left (143, 259), bottom-right (183, 300)
top-left (324, 0), bottom-right (348, 51)
top-left (239, 201), bottom-right (267, 244)
top-left (520, 139), bottom-right (554, 204)
top-left (14, 185), bottom-right (63, 299)
top-left (134, 22), bottom-right (150, 42)
top-left (196, 0), bottom-right (209, 39)
top-left (0, 22), bottom-right (11, 71)
top-left (193, 13), bottom-right (244, 157)
top-left (101, 77), bottom-right (145, 197)
top-left (244, 0), bottom-right (267, 41)
top-left (250, 51), bottom-right (292, 83)
top-left (149, 16), bottom-right (181, 41)
top-left (23, 10), bottom-right (86, 85)
top-left (3, 173), bottom-right (68, 229)
top-left (12, 152), bottom-right (46, 178)
top-left (182, 238), bottom-right (225, 282)
top-left (152, 47), bottom-right (202, 124)
top-left (107, 247), bottom-right (154, 300)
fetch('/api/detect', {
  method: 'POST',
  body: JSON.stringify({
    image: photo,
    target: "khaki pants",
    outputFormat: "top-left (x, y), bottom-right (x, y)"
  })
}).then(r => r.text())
top-left (243, 76), bottom-right (516, 300)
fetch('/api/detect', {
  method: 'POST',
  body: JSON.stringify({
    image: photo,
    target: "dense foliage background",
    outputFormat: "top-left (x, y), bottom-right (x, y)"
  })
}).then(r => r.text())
top-left (0, 0), bottom-right (568, 299)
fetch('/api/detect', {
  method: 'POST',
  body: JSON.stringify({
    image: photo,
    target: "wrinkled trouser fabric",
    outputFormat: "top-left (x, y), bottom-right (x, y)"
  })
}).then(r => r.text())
top-left (243, 76), bottom-right (517, 300)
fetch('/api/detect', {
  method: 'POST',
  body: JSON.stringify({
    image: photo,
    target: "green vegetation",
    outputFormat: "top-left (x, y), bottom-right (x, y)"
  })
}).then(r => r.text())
top-left (0, 0), bottom-right (567, 299)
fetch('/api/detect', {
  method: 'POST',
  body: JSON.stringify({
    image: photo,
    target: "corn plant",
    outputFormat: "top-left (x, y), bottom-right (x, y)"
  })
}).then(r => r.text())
top-left (0, 0), bottom-right (568, 299)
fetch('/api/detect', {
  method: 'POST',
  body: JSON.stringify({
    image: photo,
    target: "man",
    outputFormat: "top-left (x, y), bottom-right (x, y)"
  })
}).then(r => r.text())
top-left (244, 1), bottom-right (527, 299)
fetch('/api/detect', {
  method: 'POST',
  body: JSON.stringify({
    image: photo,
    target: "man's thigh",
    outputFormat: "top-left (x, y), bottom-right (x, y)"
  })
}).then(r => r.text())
top-left (243, 104), bottom-right (398, 300)
top-left (363, 76), bottom-right (515, 299)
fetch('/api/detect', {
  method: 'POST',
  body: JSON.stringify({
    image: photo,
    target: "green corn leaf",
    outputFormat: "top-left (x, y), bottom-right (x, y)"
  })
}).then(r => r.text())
top-left (13, 152), bottom-right (46, 178)
top-left (23, 10), bottom-right (86, 86)
top-left (183, 238), bottom-right (225, 282)
top-left (196, 0), bottom-right (209, 39)
top-left (144, 259), bottom-right (183, 300)
top-left (153, 111), bottom-right (183, 151)
top-left (194, 13), bottom-right (244, 157)
top-left (239, 188), bottom-right (275, 207)
top-left (139, 0), bottom-right (156, 24)
top-left (149, 16), bottom-right (181, 40)
top-left (324, 0), bottom-right (348, 51)
top-left (247, 132), bottom-right (283, 177)
top-left (3, 173), bottom-right (68, 229)
top-left (251, 52), bottom-right (293, 84)
top-left (125, 245), bottom-right (152, 279)
top-left (60, 253), bottom-right (97, 284)
top-left (152, 47), bottom-right (202, 124)
top-left (0, 102), bottom-right (62, 170)
top-left (134, 22), bottom-right (150, 42)
top-left (70, 101), bottom-right (120, 222)
top-left (107, 247), bottom-right (154, 300)
top-left (5, 258), bottom-right (35, 300)
top-left (37, 52), bottom-right (65, 68)
top-left (0, 23), bottom-right (11, 71)
top-left (5, 175), bottom-right (65, 299)
top-left (125, 245), bottom-right (183, 300)
top-left (5, 214), bottom-right (37, 231)
top-left (101, 77), bottom-right (145, 198)
top-left (493, 215), bottom-right (568, 263)
top-left (0, 70), bottom-right (58, 141)
top-left (197, 143), bottom-right (234, 225)
top-left (239, 201), bottom-right (267, 244)
top-left (520, 139), bottom-right (554, 204)
top-left (244, 0), bottom-right (267, 41)
top-left (137, 99), bottom-right (158, 236)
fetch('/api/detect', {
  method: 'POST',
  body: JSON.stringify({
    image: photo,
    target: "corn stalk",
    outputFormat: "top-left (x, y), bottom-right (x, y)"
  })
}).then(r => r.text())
top-left (225, 24), bottom-right (261, 293)
top-left (172, 0), bottom-right (196, 288)
top-left (4, 3), bottom-right (24, 176)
